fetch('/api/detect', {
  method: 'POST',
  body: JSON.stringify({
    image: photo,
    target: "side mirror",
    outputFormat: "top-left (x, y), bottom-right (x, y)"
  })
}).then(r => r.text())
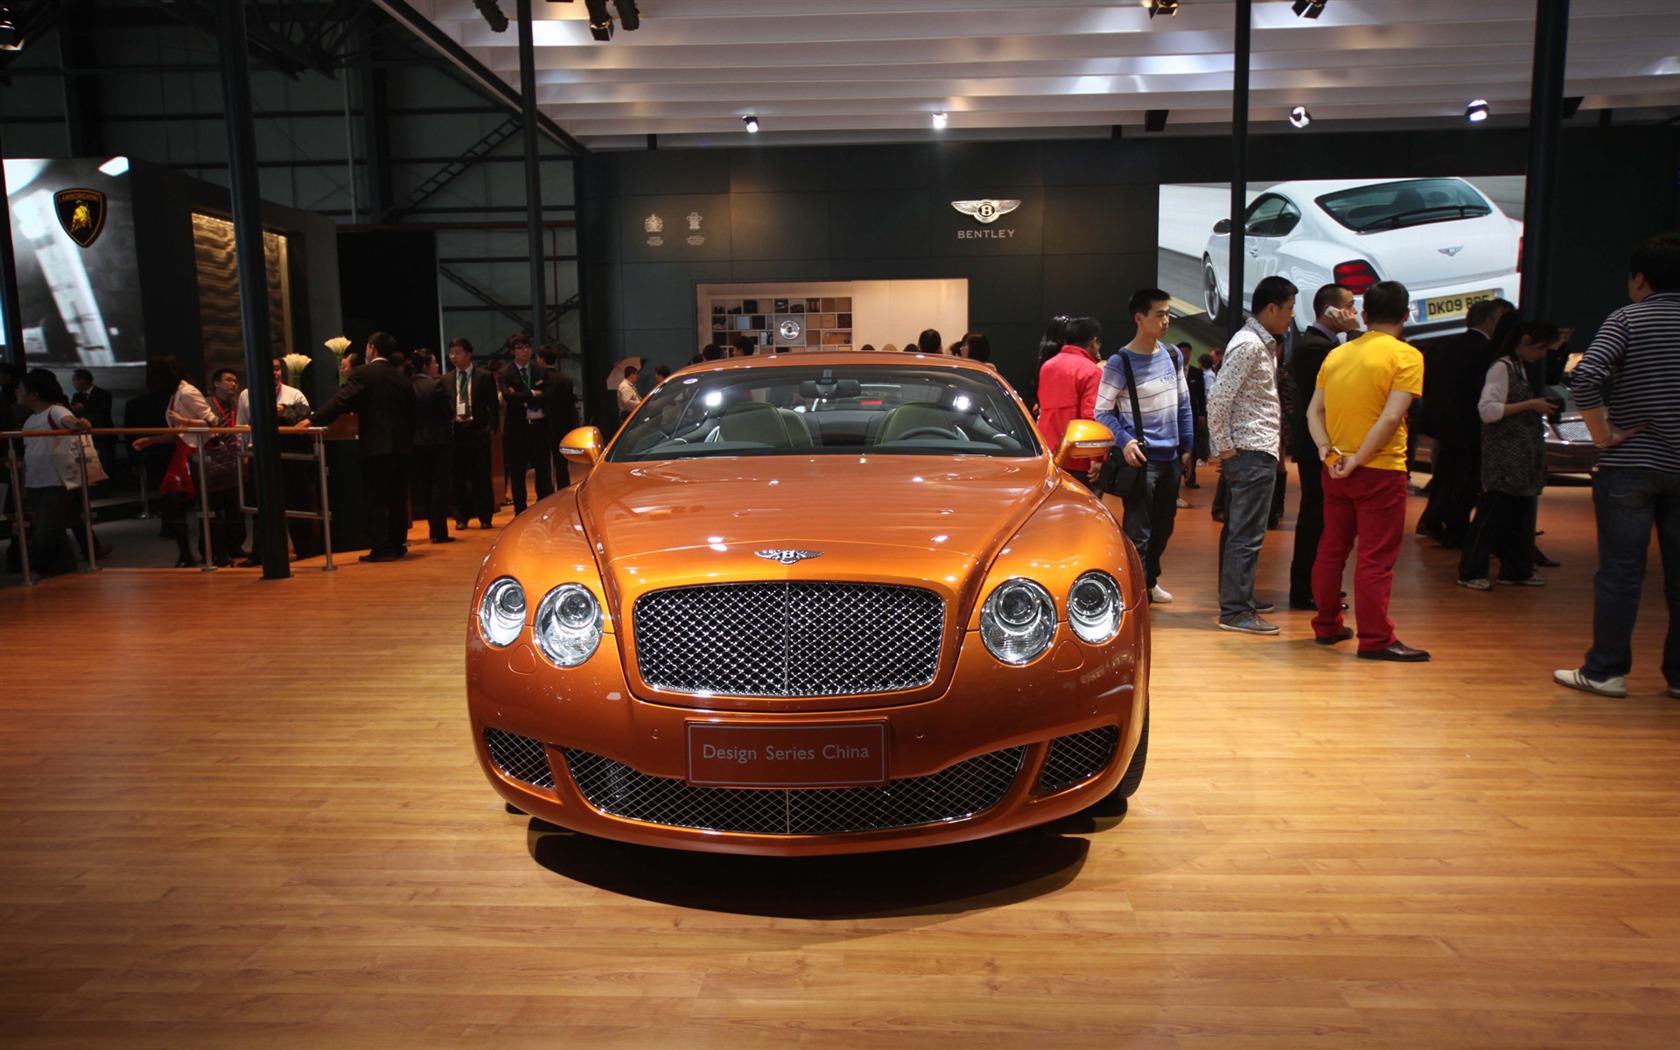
top-left (1212, 218), bottom-right (1232, 235)
top-left (559, 426), bottom-right (604, 484)
top-left (1055, 419), bottom-right (1114, 470)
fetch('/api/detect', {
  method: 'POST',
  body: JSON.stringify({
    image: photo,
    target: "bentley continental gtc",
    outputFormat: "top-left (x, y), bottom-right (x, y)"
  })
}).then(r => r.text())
top-left (467, 352), bottom-right (1149, 855)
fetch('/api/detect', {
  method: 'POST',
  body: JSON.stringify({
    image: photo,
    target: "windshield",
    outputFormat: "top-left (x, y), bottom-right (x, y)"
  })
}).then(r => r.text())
top-left (610, 364), bottom-right (1042, 462)
top-left (1314, 179), bottom-right (1493, 233)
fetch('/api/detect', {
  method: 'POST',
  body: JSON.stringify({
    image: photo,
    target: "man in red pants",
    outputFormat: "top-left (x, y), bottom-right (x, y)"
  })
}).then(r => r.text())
top-left (1305, 280), bottom-right (1429, 662)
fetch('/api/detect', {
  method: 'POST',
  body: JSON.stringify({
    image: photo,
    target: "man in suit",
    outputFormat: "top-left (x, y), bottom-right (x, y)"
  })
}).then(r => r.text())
top-left (69, 368), bottom-right (117, 484)
top-left (498, 338), bottom-right (554, 515)
top-left (536, 346), bottom-right (581, 488)
top-left (1416, 297), bottom-right (1513, 547)
top-left (1288, 283), bottom-right (1361, 609)
top-left (408, 349), bottom-right (454, 545)
top-left (445, 336), bottom-right (498, 530)
top-left (303, 331), bottom-right (416, 562)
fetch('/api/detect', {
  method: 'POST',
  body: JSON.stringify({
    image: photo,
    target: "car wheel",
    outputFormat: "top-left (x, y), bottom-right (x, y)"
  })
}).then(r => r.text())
top-left (1202, 258), bottom-right (1225, 323)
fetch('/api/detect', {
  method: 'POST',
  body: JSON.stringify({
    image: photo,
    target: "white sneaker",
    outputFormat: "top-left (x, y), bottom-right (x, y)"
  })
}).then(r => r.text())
top-left (1498, 576), bottom-right (1547, 587)
top-left (1175, 497), bottom-right (1191, 509)
top-left (1457, 578), bottom-right (1492, 591)
top-left (1149, 584), bottom-right (1173, 605)
top-left (1553, 668), bottom-right (1628, 698)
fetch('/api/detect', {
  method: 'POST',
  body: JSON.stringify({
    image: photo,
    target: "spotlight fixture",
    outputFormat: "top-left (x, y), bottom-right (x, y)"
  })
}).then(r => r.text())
top-left (471, 0), bottom-right (509, 33)
top-left (742, 115), bottom-right (760, 133)
top-left (613, 0), bottom-right (639, 31)
top-left (1465, 98), bottom-right (1490, 123)
top-left (1291, 0), bottom-right (1327, 18)
top-left (1144, 109), bottom-right (1169, 133)
top-left (1147, 1), bottom-right (1179, 17)
top-left (1288, 105), bottom-right (1312, 128)
top-left (932, 111), bottom-right (948, 130)
top-left (584, 0), bottom-right (613, 40)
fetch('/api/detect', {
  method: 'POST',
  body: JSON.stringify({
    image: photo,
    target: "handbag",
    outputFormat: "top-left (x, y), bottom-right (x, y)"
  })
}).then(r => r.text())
top-left (200, 436), bottom-right (241, 493)
top-left (46, 410), bottom-right (107, 486)
top-left (1099, 352), bottom-right (1150, 501)
top-left (160, 439), bottom-right (197, 499)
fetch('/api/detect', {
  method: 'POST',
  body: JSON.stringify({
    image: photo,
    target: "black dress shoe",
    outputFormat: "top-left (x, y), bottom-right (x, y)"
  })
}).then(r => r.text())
top-left (432, 535), bottom-right (456, 544)
top-left (479, 519), bottom-right (494, 530)
top-left (1357, 641), bottom-right (1431, 662)
top-left (359, 550), bottom-right (403, 563)
top-left (1533, 552), bottom-right (1561, 568)
top-left (1290, 597), bottom-right (1317, 611)
top-left (456, 520), bottom-right (469, 530)
top-left (1315, 627), bottom-right (1355, 645)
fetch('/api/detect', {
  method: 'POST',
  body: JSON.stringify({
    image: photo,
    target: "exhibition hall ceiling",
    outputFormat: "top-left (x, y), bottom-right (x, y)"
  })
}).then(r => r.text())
top-left (401, 0), bottom-right (1680, 149)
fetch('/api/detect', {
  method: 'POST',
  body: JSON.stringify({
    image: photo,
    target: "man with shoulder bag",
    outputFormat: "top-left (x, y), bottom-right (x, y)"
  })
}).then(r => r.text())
top-left (1095, 292), bottom-right (1196, 605)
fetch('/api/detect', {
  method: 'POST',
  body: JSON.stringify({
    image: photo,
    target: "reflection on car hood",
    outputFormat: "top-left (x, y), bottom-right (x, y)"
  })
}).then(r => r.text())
top-left (577, 455), bottom-right (1056, 592)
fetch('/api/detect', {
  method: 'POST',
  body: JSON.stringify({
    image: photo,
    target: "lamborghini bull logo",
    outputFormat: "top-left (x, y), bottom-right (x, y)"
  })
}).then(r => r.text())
top-left (54, 189), bottom-right (107, 248)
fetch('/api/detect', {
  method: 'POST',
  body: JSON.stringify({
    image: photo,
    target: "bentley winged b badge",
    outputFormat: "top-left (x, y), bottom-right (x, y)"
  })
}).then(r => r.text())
top-left (755, 549), bottom-right (824, 565)
top-left (951, 199), bottom-right (1021, 225)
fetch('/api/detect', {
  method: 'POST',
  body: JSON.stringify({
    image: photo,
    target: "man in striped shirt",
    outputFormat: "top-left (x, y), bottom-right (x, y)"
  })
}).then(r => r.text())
top-left (1555, 232), bottom-right (1680, 699)
top-left (1095, 290), bottom-right (1195, 605)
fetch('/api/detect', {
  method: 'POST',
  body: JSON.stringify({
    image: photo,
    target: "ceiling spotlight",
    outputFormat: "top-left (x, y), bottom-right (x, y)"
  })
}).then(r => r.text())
top-left (613, 0), bottom-right (640, 31)
top-left (584, 0), bottom-right (613, 40)
top-left (1288, 105), bottom-right (1312, 128)
top-left (471, 0), bottom-right (509, 33)
top-left (1465, 98), bottom-right (1490, 123)
top-left (743, 115), bottom-right (760, 133)
top-left (1147, 1), bottom-right (1179, 17)
top-left (932, 111), bottom-right (948, 130)
top-left (1291, 0), bottom-right (1327, 18)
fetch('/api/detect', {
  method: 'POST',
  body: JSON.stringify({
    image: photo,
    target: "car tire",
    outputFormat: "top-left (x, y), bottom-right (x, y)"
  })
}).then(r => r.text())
top-left (1202, 258), bottom-right (1226, 324)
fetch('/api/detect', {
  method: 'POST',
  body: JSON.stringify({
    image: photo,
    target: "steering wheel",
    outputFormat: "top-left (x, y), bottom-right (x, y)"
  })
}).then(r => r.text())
top-left (889, 425), bottom-right (964, 442)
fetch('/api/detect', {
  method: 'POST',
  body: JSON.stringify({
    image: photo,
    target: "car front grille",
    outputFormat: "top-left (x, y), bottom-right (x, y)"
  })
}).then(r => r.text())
top-left (632, 582), bottom-right (945, 697)
top-left (1554, 419), bottom-right (1591, 443)
top-left (483, 727), bottom-right (556, 789)
top-left (561, 746), bottom-right (1026, 835)
top-left (1036, 726), bottom-right (1119, 793)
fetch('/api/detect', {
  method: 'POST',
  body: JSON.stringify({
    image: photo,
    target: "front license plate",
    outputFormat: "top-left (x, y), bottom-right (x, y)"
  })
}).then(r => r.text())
top-left (687, 723), bottom-right (888, 787)
top-left (1418, 288), bottom-right (1498, 323)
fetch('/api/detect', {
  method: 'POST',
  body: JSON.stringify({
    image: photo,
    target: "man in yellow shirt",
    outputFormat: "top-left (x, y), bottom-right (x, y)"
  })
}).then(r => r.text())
top-left (1306, 280), bottom-right (1429, 661)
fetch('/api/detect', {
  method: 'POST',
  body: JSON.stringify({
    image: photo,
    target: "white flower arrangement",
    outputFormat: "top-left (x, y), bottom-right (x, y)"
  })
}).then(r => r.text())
top-left (282, 352), bottom-right (312, 387)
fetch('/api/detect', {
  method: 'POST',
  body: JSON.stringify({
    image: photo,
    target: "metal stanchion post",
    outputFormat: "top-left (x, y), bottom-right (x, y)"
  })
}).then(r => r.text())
top-left (6, 438), bottom-right (33, 585)
top-left (76, 437), bottom-right (98, 572)
top-left (315, 429), bottom-right (335, 572)
top-left (138, 461), bottom-right (151, 518)
top-left (193, 430), bottom-right (215, 572)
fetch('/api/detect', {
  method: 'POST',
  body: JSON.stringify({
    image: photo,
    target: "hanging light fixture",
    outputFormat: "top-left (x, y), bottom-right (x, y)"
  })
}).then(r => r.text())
top-left (471, 0), bottom-right (509, 33)
top-left (932, 111), bottom-right (949, 130)
top-left (1465, 98), bottom-right (1490, 123)
top-left (1288, 105), bottom-right (1312, 128)
top-left (742, 115), bottom-right (760, 133)
top-left (1291, 0), bottom-right (1327, 18)
top-left (1147, 1), bottom-right (1179, 18)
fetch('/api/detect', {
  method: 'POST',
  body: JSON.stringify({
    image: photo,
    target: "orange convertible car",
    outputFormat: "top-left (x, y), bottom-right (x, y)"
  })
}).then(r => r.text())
top-left (467, 352), bottom-right (1150, 855)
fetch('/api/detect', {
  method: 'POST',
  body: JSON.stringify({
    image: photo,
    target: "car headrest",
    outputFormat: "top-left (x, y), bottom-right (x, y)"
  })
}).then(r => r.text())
top-left (717, 401), bottom-right (794, 447)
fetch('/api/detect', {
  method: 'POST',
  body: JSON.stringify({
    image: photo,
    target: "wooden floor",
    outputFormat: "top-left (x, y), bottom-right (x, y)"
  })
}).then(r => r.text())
top-left (3, 474), bottom-right (1679, 1049)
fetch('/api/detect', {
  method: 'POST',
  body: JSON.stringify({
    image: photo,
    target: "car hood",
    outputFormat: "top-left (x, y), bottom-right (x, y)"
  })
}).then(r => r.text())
top-left (576, 454), bottom-right (1055, 590)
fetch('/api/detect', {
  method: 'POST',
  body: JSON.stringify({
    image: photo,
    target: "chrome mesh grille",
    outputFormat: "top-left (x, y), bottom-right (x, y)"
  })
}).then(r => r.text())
top-left (562, 746), bottom-right (1025, 835)
top-left (483, 727), bottom-right (556, 789)
top-left (1037, 726), bottom-right (1119, 793)
top-left (633, 582), bottom-right (945, 697)
top-left (1554, 419), bottom-right (1592, 443)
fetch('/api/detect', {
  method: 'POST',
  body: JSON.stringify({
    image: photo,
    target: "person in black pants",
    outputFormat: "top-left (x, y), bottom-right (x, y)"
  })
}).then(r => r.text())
top-left (1288, 283), bottom-right (1361, 609)
top-left (445, 337), bottom-right (498, 530)
top-left (537, 345), bottom-right (580, 488)
top-left (304, 332), bottom-right (416, 562)
top-left (1417, 298), bottom-right (1513, 547)
top-left (408, 349), bottom-right (455, 544)
top-left (499, 339), bottom-right (554, 515)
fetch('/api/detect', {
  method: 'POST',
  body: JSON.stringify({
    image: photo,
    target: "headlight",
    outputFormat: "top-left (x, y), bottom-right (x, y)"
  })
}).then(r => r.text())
top-left (980, 578), bottom-right (1056, 665)
top-left (1067, 571), bottom-right (1124, 644)
top-left (533, 583), bottom-right (603, 667)
top-left (478, 577), bottom-right (526, 648)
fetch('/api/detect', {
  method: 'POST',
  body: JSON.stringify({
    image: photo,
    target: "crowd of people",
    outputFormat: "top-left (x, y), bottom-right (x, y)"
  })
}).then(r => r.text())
top-left (1035, 231), bottom-right (1680, 689)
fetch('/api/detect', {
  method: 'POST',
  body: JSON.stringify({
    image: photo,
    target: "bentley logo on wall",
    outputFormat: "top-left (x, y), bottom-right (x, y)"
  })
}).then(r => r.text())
top-left (755, 549), bottom-right (824, 564)
top-left (951, 198), bottom-right (1021, 240)
top-left (644, 213), bottom-right (664, 246)
top-left (686, 211), bottom-right (706, 246)
top-left (54, 189), bottom-right (107, 248)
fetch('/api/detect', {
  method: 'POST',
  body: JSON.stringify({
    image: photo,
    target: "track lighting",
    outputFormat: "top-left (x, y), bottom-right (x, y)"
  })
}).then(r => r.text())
top-left (1465, 98), bottom-right (1490, 123)
top-left (1147, 1), bottom-right (1179, 17)
top-left (471, 0), bottom-right (509, 33)
top-left (932, 111), bottom-right (948, 130)
top-left (1291, 0), bottom-right (1327, 18)
top-left (613, 0), bottom-right (639, 31)
top-left (1288, 105), bottom-right (1312, 128)
top-left (584, 0), bottom-right (613, 40)
top-left (743, 115), bottom-right (760, 133)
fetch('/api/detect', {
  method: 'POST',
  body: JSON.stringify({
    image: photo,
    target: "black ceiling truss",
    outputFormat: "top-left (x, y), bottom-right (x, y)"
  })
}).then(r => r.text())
top-left (139, 0), bottom-right (369, 79)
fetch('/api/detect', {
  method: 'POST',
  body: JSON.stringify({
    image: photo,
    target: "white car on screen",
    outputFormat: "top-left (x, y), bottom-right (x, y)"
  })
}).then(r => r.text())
top-left (1201, 177), bottom-right (1522, 334)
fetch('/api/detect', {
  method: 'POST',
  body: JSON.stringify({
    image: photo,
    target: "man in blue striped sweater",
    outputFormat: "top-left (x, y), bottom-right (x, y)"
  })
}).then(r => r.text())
top-left (1095, 290), bottom-right (1195, 605)
top-left (1556, 232), bottom-right (1680, 699)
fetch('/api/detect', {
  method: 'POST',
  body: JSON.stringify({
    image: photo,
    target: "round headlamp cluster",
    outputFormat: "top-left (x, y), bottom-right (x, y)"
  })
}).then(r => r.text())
top-left (533, 583), bottom-right (604, 667)
top-left (980, 571), bottom-right (1125, 664)
top-left (478, 577), bottom-right (526, 648)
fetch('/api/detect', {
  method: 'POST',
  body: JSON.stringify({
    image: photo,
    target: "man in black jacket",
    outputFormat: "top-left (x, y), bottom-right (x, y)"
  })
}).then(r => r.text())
top-left (499, 338), bottom-right (553, 515)
top-left (536, 345), bottom-right (581, 488)
top-left (1416, 298), bottom-right (1512, 547)
top-left (445, 336), bottom-right (499, 529)
top-left (409, 349), bottom-right (454, 545)
top-left (305, 331), bottom-right (416, 562)
top-left (1288, 283), bottom-right (1361, 609)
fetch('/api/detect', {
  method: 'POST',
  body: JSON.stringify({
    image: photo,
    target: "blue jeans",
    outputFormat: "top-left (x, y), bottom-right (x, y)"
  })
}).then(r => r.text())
top-left (1218, 449), bottom-right (1277, 621)
top-left (1583, 467), bottom-right (1680, 686)
top-left (1119, 459), bottom-right (1181, 590)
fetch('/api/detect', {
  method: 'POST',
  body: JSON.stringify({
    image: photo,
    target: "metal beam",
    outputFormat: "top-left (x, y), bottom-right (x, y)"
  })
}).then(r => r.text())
top-left (385, 117), bottom-right (521, 221)
top-left (373, 0), bottom-right (589, 156)
top-left (57, 0), bottom-right (104, 156)
top-left (517, 0), bottom-right (546, 343)
top-left (357, 18), bottom-right (394, 221)
top-left (1520, 0), bottom-right (1570, 321)
top-left (1227, 0), bottom-right (1251, 341)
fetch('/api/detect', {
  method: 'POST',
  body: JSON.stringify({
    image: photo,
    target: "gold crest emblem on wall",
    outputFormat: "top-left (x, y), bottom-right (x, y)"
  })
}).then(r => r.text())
top-left (54, 189), bottom-right (107, 248)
